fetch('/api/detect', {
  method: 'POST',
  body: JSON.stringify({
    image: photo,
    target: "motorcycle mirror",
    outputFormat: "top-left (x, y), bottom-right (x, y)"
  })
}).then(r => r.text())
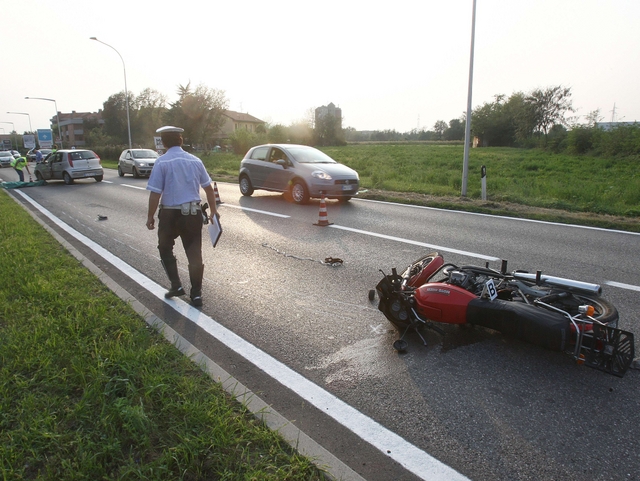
top-left (393, 339), bottom-right (408, 352)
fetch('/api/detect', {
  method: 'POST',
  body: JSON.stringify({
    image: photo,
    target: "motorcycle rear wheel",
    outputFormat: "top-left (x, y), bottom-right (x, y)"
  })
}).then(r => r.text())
top-left (544, 292), bottom-right (618, 328)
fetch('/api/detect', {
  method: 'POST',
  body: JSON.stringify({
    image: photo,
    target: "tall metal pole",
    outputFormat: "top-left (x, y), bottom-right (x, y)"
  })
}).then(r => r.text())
top-left (25, 97), bottom-right (64, 148)
top-left (7, 112), bottom-right (33, 133)
top-left (90, 37), bottom-right (133, 151)
top-left (461, 0), bottom-right (477, 197)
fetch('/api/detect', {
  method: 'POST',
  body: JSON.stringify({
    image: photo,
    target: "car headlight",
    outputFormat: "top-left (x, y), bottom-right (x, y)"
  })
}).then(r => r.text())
top-left (312, 171), bottom-right (332, 180)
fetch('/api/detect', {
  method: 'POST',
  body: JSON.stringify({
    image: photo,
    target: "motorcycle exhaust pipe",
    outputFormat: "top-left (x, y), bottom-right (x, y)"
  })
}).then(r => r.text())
top-left (512, 271), bottom-right (602, 295)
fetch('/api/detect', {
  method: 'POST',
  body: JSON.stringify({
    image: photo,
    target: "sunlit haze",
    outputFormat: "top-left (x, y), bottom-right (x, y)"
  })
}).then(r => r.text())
top-left (4, 0), bottom-right (639, 135)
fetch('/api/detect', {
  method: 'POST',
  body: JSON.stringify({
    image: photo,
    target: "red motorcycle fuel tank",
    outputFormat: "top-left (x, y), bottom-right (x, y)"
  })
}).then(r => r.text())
top-left (414, 282), bottom-right (476, 324)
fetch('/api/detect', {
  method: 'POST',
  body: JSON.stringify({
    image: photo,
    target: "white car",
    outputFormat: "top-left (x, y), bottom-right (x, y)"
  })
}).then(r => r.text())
top-left (34, 149), bottom-right (103, 184)
top-left (118, 149), bottom-right (158, 178)
top-left (0, 151), bottom-right (14, 167)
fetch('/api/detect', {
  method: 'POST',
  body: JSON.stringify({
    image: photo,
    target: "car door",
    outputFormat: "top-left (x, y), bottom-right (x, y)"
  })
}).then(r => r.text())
top-left (263, 147), bottom-right (295, 191)
top-left (50, 152), bottom-right (65, 179)
top-left (244, 146), bottom-right (271, 188)
top-left (122, 150), bottom-right (133, 173)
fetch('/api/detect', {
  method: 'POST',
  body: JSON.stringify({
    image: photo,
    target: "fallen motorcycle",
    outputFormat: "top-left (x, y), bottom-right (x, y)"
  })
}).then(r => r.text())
top-left (373, 252), bottom-right (635, 377)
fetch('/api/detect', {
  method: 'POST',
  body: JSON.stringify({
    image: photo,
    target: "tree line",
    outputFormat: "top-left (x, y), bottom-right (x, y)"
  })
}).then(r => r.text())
top-left (42, 82), bottom-right (640, 158)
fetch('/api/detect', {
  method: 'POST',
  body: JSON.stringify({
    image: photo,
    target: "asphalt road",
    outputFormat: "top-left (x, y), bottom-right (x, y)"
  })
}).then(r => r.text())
top-left (3, 166), bottom-right (639, 481)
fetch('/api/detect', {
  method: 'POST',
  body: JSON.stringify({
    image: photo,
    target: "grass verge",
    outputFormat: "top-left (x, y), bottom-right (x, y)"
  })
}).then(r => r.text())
top-left (0, 191), bottom-right (325, 480)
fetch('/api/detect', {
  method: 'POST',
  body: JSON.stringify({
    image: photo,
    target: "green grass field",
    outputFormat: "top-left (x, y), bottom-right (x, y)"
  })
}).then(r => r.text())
top-left (194, 144), bottom-right (640, 217)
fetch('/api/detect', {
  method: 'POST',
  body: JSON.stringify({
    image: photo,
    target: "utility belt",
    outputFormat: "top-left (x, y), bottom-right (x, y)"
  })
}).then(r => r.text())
top-left (160, 201), bottom-right (201, 215)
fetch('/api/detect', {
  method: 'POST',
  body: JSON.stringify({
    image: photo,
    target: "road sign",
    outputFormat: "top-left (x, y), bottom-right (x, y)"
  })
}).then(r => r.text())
top-left (23, 134), bottom-right (36, 149)
top-left (37, 129), bottom-right (53, 149)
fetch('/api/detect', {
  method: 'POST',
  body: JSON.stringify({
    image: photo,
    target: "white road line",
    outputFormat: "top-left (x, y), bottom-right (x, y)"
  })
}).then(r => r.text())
top-left (224, 203), bottom-right (290, 218)
top-left (16, 190), bottom-right (470, 481)
top-left (606, 281), bottom-right (640, 292)
top-left (356, 198), bottom-right (640, 236)
top-left (330, 224), bottom-right (500, 262)
top-left (121, 183), bottom-right (147, 190)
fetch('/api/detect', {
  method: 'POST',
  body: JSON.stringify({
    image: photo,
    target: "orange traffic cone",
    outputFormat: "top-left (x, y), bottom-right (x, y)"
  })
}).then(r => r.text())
top-left (213, 182), bottom-right (223, 204)
top-left (313, 193), bottom-right (333, 226)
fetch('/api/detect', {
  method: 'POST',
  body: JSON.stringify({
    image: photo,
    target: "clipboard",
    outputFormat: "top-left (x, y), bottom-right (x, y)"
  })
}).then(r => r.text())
top-left (207, 215), bottom-right (222, 247)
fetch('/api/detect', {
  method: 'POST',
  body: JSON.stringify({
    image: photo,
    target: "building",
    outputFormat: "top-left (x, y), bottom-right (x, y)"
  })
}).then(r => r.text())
top-left (315, 103), bottom-right (342, 129)
top-left (595, 121), bottom-right (638, 131)
top-left (50, 110), bottom-right (104, 147)
top-left (216, 110), bottom-right (265, 139)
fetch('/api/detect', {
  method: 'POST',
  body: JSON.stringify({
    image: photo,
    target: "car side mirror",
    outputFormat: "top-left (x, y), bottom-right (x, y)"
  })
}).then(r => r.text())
top-left (276, 159), bottom-right (287, 168)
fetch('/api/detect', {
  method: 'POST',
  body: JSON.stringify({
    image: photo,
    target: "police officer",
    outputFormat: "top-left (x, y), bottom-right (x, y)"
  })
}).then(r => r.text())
top-left (11, 155), bottom-right (32, 182)
top-left (33, 147), bottom-right (44, 164)
top-left (146, 126), bottom-right (218, 306)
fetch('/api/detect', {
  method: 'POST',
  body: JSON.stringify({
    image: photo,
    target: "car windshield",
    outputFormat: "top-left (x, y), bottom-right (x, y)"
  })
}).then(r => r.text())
top-left (132, 149), bottom-right (158, 159)
top-left (0, 152), bottom-right (12, 157)
top-left (69, 151), bottom-right (97, 160)
top-left (286, 147), bottom-right (336, 164)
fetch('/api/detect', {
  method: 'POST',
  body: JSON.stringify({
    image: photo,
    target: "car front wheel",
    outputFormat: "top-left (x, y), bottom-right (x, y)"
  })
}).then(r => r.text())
top-left (118, 166), bottom-right (125, 177)
top-left (290, 180), bottom-right (309, 204)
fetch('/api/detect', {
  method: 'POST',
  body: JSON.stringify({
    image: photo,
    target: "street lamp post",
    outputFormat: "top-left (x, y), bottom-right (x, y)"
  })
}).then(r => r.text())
top-left (90, 37), bottom-right (133, 151)
top-left (461, 0), bottom-right (477, 197)
top-left (25, 97), bottom-right (64, 148)
top-left (0, 121), bottom-right (16, 151)
top-left (7, 112), bottom-right (33, 133)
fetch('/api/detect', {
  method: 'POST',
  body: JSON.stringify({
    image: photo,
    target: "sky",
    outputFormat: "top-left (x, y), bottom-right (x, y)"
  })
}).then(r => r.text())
top-left (3, 0), bottom-right (640, 137)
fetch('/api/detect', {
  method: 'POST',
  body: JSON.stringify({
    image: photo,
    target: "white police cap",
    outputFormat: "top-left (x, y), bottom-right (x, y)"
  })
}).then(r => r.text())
top-left (156, 125), bottom-right (184, 134)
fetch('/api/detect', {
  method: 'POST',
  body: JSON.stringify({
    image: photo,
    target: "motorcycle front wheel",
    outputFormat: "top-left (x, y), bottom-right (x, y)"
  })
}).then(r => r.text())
top-left (402, 252), bottom-right (444, 287)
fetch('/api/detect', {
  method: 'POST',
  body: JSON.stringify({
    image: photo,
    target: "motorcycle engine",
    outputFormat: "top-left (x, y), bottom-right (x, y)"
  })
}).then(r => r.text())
top-left (449, 270), bottom-right (472, 289)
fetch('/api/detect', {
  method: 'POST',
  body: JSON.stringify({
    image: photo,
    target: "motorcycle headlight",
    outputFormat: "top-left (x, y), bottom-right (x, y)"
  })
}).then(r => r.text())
top-left (312, 171), bottom-right (332, 180)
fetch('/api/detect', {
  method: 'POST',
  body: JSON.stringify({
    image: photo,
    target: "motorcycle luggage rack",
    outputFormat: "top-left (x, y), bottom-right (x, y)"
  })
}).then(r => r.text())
top-left (535, 300), bottom-right (635, 377)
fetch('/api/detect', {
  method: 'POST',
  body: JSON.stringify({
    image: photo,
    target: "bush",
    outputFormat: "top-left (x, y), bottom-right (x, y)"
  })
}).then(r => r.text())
top-left (593, 124), bottom-right (640, 157)
top-left (566, 126), bottom-right (596, 154)
top-left (228, 129), bottom-right (266, 155)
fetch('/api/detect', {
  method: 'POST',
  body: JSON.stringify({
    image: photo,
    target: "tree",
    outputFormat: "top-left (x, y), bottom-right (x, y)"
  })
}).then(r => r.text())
top-left (314, 113), bottom-right (344, 146)
top-left (164, 83), bottom-right (229, 149)
top-left (585, 109), bottom-right (603, 128)
top-left (267, 124), bottom-right (288, 143)
top-left (444, 118), bottom-right (465, 141)
top-left (102, 91), bottom-right (130, 144)
top-left (433, 120), bottom-right (447, 140)
top-left (525, 86), bottom-right (574, 137)
top-left (133, 88), bottom-right (167, 146)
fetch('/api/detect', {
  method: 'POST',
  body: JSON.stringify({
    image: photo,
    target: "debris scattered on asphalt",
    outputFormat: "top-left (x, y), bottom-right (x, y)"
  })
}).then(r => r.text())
top-left (97, 215), bottom-right (108, 221)
top-left (262, 243), bottom-right (344, 267)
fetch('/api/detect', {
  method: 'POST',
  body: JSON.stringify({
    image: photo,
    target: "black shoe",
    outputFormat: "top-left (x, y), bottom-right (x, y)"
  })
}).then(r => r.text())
top-left (190, 295), bottom-right (203, 307)
top-left (165, 286), bottom-right (186, 298)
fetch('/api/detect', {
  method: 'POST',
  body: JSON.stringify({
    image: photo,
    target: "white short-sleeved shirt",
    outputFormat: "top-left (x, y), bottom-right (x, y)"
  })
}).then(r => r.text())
top-left (146, 146), bottom-right (212, 206)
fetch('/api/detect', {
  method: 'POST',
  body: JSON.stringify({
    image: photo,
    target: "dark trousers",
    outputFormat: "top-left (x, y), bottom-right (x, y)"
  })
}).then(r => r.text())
top-left (157, 209), bottom-right (203, 265)
top-left (14, 168), bottom-right (24, 182)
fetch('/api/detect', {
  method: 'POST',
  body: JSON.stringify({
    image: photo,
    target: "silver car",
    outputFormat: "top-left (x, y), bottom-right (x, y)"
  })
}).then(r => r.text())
top-left (239, 144), bottom-right (359, 204)
top-left (0, 151), bottom-right (14, 167)
top-left (117, 148), bottom-right (158, 178)
top-left (34, 149), bottom-right (103, 184)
